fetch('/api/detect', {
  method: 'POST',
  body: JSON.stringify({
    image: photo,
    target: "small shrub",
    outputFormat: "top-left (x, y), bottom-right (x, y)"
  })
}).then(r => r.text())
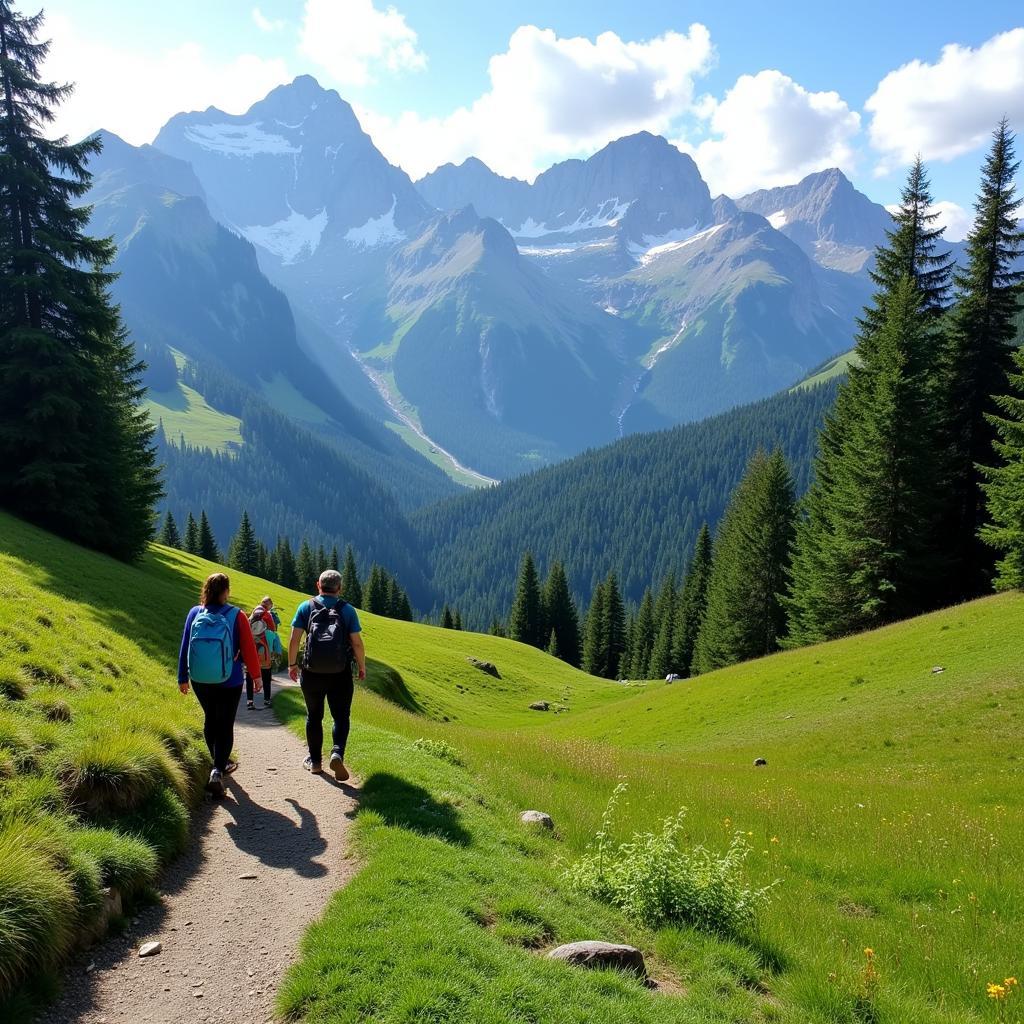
top-left (563, 784), bottom-right (776, 934)
top-left (413, 737), bottom-right (465, 766)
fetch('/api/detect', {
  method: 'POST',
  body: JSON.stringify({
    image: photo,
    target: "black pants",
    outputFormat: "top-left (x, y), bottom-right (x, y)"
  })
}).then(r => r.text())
top-left (192, 683), bottom-right (242, 771)
top-left (246, 667), bottom-right (273, 704)
top-left (300, 669), bottom-right (354, 763)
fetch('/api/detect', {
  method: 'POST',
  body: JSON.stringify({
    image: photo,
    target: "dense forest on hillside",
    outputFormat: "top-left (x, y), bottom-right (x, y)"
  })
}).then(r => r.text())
top-left (417, 381), bottom-right (839, 627)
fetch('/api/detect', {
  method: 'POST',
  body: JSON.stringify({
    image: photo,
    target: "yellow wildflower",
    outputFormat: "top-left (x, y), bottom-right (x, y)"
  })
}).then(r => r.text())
top-left (988, 982), bottom-right (1007, 1000)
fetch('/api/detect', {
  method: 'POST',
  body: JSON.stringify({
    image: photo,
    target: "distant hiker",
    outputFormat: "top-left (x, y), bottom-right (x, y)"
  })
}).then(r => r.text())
top-left (178, 572), bottom-right (263, 797)
top-left (288, 569), bottom-right (366, 781)
top-left (262, 596), bottom-right (284, 667)
top-left (245, 600), bottom-right (279, 710)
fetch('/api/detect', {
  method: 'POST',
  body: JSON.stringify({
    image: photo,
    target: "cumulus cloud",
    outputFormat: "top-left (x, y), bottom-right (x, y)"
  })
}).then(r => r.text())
top-left (44, 14), bottom-right (290, 145)
top-left (252, 7), bottom-right (285, 33)
top-left (677, 70), bottom-right (861, 198)
top-left (358, 23), bottom-right (714, 181)
top-left (299, 0), bottom-right (427, 88)
top-left (929, 201), bottom-right (972, 242)
top-left (866, 28), bottom-right (1024, 174)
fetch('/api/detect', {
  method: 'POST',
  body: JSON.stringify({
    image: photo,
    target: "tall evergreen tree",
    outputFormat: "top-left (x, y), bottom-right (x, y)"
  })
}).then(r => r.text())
top-left (0, 3), bottom-right (161, 560)
top-left (296, 540), bottom-right (316, 593)
top-left (316, 544), bottom-right (327, 575)
top-left (786, 273), bottom-right (943, 644)
top-left (266, 545), bottom-right (280, 585)
top-left (453, 609), bottom-right (463, 630)
top-left (694, 449), bottom-right (795, 673)
top-left (197, 510), bottom-right (219, 563)
top-left (672, 523), bottom-right (713, 676)
top-left (395, 589), bottom-right (413, 621)
top-left (940, 121), bottom-right (1024, 597)
top-left (629, 589), bottom-right (655, 679)
top-left (184, 512), bottom-right (199, 555)
top-left (541, 560), bottom-right (581, 667)
top-left (603, 573), bottom-right (627, 681)
top-left (340, 546), bottom-right (362, 607)
top-left (329, 545), bottom-right (340, 572)
top-left (648, 574), bottom-right (677, 678)
top-left (509, 552), bottom-right (545, 648)
top-left (363, 565), bottom-right (388, 615)
top-left (582, 580), bottom-right (607, 678)
top-left (255, 540), bottom-right (269, 580)
top-left (276, 537), bottom-right (298, 590)
top-left (227, 510), bottom-right (258, 575)
top-left (980, 345), bottom-right (1024, 590)
top-left (158, 511), bottom-right (180, 549)
top-left (440, 604), bottom-right (454, 629)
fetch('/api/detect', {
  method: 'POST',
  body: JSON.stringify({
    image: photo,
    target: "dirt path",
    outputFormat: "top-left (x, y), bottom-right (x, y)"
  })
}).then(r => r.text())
top-left (40, 676), bottom-right (358, 1024)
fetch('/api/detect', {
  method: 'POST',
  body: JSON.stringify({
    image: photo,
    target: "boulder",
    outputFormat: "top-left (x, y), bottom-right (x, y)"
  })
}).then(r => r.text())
top-left (547, 941), bottom-right (646, 977)
top-left (529, 701), bottom-right (550, 711)
top-left (520, 810), bottom-right (554, 829)
top-left (931, 666), bottom-right (945, 674)
top-left (753, 757), bottom-right (768, 767)
top-left (467, 657), bottom-right (500, 678)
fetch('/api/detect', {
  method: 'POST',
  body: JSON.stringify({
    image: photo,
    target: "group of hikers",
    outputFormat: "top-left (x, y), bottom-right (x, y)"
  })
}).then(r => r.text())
top-left (176, 568), bottom-right (367, 797)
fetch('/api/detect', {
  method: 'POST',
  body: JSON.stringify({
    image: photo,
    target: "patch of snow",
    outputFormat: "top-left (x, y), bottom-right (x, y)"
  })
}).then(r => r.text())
top-left (344, 197), bottom-right (405, 248)
top-left (275, 118), bottom-right (307, 129)
top-left (604, 306), bottom-right (620, 316)
top-left (632, 223), bottom-right (724, 266)
top-left (183, 122), bottom-right (299, 157)
top-left (767, 209), bottom-right (788, 229)
top-left (518, 243), bottom-right (586, 256)
top-left (242, 205), bottom-right (328, 264)
top-left (512, 198), bottom-right (633, 238)
top-left (644, 319), bottom-right (688, 369)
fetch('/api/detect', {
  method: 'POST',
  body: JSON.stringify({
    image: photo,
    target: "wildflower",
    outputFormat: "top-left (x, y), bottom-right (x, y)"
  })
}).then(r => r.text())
top-left (1006, 977), bottom-right (1018, 987)
top-left (864, 948), bottom-right (874, 958)
top-left (770, 836), bottom-right (780, 844)
top-left (988, 982), bottom-right (1007, 1000)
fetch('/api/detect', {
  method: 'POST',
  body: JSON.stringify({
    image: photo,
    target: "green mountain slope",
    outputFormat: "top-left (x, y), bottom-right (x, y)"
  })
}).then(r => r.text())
top-left (417, 381), bottom-right (839, 624)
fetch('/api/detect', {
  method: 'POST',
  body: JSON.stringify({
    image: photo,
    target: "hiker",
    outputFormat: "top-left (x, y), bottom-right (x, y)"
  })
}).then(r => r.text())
top-left (288, 568), bottom-right (366, 781)
top-left (178, 572), bottom-right (263, 797)
top-left (245, 599), bottom-right (278, 710)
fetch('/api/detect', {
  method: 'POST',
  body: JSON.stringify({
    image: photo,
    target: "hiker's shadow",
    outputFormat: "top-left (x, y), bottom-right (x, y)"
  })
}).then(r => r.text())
top-left (356, 772), bottom-right (471, 846)
top-left (222, 778), bottom-right (329, 877)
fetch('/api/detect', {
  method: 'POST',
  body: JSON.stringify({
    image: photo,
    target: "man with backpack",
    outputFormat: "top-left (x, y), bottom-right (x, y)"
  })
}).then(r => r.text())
top-left (288, 569), bottom-right (366, 781)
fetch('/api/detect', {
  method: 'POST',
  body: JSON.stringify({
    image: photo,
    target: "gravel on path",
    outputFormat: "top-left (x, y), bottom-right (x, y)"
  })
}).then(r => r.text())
top-left (39, 676), bottom-right (359, 1024)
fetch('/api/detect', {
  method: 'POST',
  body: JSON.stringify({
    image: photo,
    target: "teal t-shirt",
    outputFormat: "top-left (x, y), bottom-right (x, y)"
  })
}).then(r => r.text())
top-left (291, 595), bottom-right (361, 634)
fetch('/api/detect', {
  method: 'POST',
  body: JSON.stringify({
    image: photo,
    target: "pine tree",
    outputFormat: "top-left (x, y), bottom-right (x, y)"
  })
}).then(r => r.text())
top-left (546, 627), bottom-right (561, 659)
top-left (509, 552), bottom-right (545, 648)
top-left (266, 545), bottom-right (280, 585)
top-left (582, 580), bottom-right (607, 677)
top-left (541, 560), bottom-right (582, 667)
top-left (603, 573), bottom-right (627, 680)
top-left (489, 617), bottom-right (506, 637)
top-left (184, 512), bottom-right (199, 555)
top-left (786, 273), bottom-right (943, 645)
top-left (296, 540), bottom-right (316, 593)
top-left (329, 545), bottom-right (339, 571)
top-left (672, 523), bottom-right (713, 676)
top-left (276, 537), bottom-right (298, 590)
top-left (629, 589), bottom-right (655, 678)
top-left (980, 345), bottom-right (1024, 589)
top-left (316, 545), bottom-right (327, 576)
top-left (453, 610), bottom-right (463, 630)
top-left (694, 449), bottom-right (795, 673)
top-left (440, 604), bottom-right (454, 629)
top-left (940, 121), bottom-right (1024, 597)
top-left (255, 540), bottom-right (269, 580)
top-left (395, 589), bottom-right (413, 621)
top-left (159, 511), bottom-right (180, 548)
top-left (340, 546), bottom-right (362, 607)
top-left (227, 510), bottom-right (258, 574)
top-left (0, 3), bottom-right (161, 560)
top-left (198, 511), bottom-right (219, 562)
top-left (363, 565), bottom-right (388, 615)
top-left (648, 574), bottom-right (677, 678)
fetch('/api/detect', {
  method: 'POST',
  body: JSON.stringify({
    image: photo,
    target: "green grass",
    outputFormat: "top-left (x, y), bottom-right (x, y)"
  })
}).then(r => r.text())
top-left (791, 350), bottom-right (858, 391)
top-left (2, 509), bottom-right (1022, 1022)
top-left (144, 379), bottom-right (243, 452)
top-left (260, 373), bottom-right (331, 427)
top-left (384, 419), bottom-right (493, 488)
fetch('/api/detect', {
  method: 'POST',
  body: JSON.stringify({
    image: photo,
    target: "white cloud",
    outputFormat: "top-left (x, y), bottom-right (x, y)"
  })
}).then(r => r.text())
top-left (866, 28), bottom-right (1024, 174)
top-left (252, 7), bottom-right (285, 33)
top-left (299, 0), bottom-right (426, 88)
top-left (357, 23), bottom-right (714, 181)
top-left (677, 70), bottom-right (860, 198)
top-left (44, 14), bottom-right (290, 145)
top-left (929, 201), bottom-right (972, 242)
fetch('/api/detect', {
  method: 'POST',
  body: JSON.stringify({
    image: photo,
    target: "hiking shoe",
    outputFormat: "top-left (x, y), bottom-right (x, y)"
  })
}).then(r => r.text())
top-left (329, 751), bottom-right (349, 782)
top-left (246, 700), bottom-right (255, 710)
top-left (264, 698), bottom-right (273, 707)
top-left (207, 769), bottom-right (225, 798)
top-left (303, 756), bottom-right (323, 774)
top-left (224, 760), bottom-right (239, 776)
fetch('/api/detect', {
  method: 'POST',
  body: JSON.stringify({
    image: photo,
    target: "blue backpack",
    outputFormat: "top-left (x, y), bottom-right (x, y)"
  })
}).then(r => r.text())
top-left (187, 606), bottom-right (240, 684)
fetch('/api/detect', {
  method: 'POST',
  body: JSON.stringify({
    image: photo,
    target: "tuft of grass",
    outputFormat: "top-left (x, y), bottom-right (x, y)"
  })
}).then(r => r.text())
top-left (0, 670), bottom-right (28, 701)
top-left (71, 827), bottom-right (159, 892)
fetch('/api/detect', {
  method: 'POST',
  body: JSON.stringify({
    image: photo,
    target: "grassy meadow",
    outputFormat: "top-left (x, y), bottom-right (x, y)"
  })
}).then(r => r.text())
top-left (1, 510), bottom-right (1022, 1022)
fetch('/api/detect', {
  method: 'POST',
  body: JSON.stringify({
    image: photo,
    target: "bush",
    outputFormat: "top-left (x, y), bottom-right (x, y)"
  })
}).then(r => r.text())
top-left (563, 784), bottom-right (776, 934)
top-left (412, 737), bottom-right (466, 766)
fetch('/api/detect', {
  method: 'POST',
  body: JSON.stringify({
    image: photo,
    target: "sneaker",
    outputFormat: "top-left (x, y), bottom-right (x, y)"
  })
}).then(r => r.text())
top-left (246, 701), bottom-right (255, 710)
top-left (207, 769), bottom-right (225, 798)
top-left (303, 756), bottom-right (323, 774)
top-left (264, 698), bottom-right (273, 707)
top-left (224, 760), bottom-right (239, 776)
top-left (328, 751), bottom-right (349, 782)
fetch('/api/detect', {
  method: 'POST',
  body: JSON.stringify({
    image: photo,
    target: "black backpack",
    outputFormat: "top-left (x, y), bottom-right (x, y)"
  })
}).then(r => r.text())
top-left (302, 597), bottom-right (353, 673)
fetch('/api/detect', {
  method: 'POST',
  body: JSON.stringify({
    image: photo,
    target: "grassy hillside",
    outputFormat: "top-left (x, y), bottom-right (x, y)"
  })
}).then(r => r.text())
top-left (145, 379), bottom-right (243, 453)
top-left (4, 511), bottom-right (1022, 1023)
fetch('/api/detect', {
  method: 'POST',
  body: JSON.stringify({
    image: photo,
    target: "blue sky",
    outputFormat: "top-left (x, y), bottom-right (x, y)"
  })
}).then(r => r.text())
top-left (40, 0), bottom-right (1024, 237)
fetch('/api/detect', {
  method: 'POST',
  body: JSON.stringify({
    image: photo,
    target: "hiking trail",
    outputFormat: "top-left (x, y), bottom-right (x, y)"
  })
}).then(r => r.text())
top-left (39, 675), bottom-right (358, 1024)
